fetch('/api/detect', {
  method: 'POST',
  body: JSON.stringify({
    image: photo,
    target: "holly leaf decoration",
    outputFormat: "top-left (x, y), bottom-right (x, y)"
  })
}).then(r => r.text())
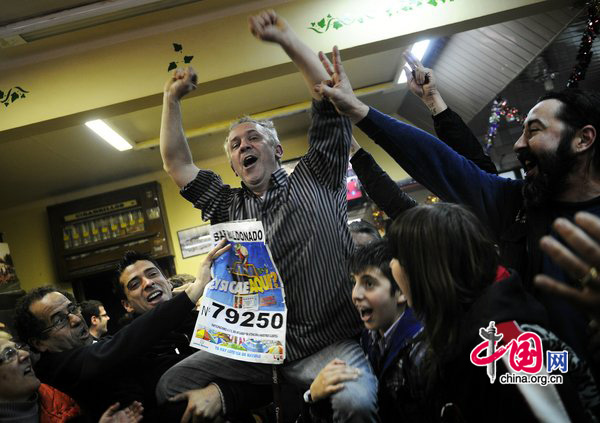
top-left (428, 0), bottom-right (438, 5)
top-left (173, 43), bottom-right (183, 52)
top-left (0, 90), bottom-right (4, 99)
top-left (168, 61), bottom-right (178, 71)
top-left (317, 18), bottom-right (326, 28)
top-left (183, 55), bottom-right (194, 63)
top-left (10, 92), bottom-right (18, 102)
top-left (333, 21), bottom-right (343, 29)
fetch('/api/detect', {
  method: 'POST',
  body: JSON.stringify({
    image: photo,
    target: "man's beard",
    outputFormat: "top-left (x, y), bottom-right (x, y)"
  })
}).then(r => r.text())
top-left (520, 127), bottom-right (578, 209)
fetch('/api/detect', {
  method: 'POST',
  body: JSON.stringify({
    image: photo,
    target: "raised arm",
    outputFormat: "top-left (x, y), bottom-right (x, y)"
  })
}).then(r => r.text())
top-left (403, 51), bottom-right (448, 116)
top-left (160, 67), bottom-right (201, 188)
top-left (404, 51), bottom-right (497, 174)
top-left (350, 137), bottom-right (417, 220)
top-left (62, 242), bottom-right (229, 382)
top-left (315, 47), bottom-right (518, 234)
top-left (249, 10), bottom-right (328, 100)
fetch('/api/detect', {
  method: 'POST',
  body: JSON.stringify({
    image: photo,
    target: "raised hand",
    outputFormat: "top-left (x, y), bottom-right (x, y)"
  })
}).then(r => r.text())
top-left (99, 401), bottom-right (143, 423)
top-left (535, 212), bottom-right (600, 321)
top-left (248, 9), bottom-right (290, 45)
top-left (403, 50), bottom-right (446, 115)
top-left (164, 67), bottom-right (198, 102)
top-left (315, 46), bottom-right (369, 123)
top-left (169, 385), bottom-right (222, 423)
top-left (309, 358), bottom-right (361, 402)
top-left (185, 239), bottom-right (231, 303)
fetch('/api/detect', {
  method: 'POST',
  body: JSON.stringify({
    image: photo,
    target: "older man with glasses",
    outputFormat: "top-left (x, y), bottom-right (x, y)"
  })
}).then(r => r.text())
top-left (0, 330), bottom-right (143, 422)
top-left (12, 241), bottom-right (229, 422)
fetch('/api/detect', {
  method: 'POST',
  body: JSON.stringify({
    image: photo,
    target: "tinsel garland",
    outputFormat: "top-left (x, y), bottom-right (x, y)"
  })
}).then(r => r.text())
top-left (484, 97), bottom-right (525, 151)
top-left (485, 0), bottom-right (599, 149)
top-left (567, 0), bottom-right (600, 87)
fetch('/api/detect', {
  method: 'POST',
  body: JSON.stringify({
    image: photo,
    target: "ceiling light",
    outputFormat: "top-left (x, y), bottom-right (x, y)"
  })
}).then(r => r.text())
top-left (85, 120), bottom-right (132, 151)
top-left (397, 39), bottom-right (431, 84)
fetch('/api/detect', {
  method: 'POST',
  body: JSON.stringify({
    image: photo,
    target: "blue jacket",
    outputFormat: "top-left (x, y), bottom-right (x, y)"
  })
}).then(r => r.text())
top-left (360, 308), bottom-right (425, 422)
top-left (355, 106), bottom-right (600, 362)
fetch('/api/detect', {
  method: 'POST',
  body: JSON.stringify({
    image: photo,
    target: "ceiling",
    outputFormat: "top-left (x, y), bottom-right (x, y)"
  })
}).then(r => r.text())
top-left (0, 0), bottom-right (585, 210)
top-left (470, 8), bottom-right (600, 170)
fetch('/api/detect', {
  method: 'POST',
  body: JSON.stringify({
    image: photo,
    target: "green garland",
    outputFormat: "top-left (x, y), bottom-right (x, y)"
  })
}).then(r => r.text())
top-left (308, 0), bottom-right (454, 33)
top-left (0, 87), bottom-right (29, 108)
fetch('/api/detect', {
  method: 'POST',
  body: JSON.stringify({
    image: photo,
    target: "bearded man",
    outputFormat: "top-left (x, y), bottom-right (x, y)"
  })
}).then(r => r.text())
top-left (312, 49), bottom-right (600, 374)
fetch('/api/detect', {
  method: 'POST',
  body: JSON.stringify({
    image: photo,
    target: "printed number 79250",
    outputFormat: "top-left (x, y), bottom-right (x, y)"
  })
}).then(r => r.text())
top-left (211, 301), bottom-right (283, 329)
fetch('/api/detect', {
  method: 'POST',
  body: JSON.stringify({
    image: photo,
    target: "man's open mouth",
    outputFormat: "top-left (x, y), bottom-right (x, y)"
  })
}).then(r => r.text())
top-left (243, 155), bottom-right (258, 168)
top-left (147, 290), bottom-right (163, 302)
top-left (518, 152), bottom-right (538, 176)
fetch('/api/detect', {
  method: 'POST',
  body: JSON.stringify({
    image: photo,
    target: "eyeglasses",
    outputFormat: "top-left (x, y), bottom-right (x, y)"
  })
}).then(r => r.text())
top-left (0, 343), bottom-right (29, 365)
top-left (40, 303), bottom-right (82, 334)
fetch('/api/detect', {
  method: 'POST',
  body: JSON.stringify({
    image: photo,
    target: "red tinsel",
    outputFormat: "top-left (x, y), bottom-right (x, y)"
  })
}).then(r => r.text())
top-left (567, 0), bottom-right (600, 87)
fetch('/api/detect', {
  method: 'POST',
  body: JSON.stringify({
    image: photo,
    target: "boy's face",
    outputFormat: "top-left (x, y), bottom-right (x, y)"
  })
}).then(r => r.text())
top-left (352, 266), bottom-right (406, 336)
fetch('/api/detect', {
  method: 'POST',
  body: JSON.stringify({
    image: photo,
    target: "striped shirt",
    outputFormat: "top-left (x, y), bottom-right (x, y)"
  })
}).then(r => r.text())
top-left (181, 99), bottom-right (362, 361)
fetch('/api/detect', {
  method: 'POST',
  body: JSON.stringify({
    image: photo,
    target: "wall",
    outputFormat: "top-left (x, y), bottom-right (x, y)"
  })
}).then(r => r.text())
top-left (0, 129), bottom-right (409, 293)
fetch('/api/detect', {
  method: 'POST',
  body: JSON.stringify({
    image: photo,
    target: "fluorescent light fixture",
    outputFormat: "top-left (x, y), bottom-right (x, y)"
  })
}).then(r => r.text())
top-left (397, 39), bottom-right (431, 84)
top-left (85, 119), bottom-right (132, 151)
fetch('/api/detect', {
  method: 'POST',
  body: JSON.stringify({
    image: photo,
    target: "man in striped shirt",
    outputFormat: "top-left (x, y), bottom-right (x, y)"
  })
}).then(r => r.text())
top-left (156, 10), bottom-right (377, 423)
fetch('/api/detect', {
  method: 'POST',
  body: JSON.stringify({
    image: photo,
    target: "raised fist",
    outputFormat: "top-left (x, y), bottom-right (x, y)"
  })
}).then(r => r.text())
top-left (248, 10), bottom-right (290, 44)
top-left (164, 67), bottom-right (198, 101)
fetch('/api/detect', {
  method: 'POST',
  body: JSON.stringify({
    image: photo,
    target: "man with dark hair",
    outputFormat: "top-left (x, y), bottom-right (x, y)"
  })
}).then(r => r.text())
top-left (113, 250), bottom-right (171, 315)
top-left (13, 286), bottom-right (70, 349)
top-left (12, 242), bottom-right (229, 422)
top-left (348, 220), bottom-right (381, 247)
top-left (80, 300), bottom-right (109, 340)
top-left (114, 250), bottom-right (271, 421)
top-left (313, 48), bottom-right (600, 373)
top-left (518, 90), bottom-right (600, 209)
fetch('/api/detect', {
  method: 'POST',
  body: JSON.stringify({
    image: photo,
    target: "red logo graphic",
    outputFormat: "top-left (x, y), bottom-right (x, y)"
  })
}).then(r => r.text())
top-left (471, 331), bottom-right (543, 374)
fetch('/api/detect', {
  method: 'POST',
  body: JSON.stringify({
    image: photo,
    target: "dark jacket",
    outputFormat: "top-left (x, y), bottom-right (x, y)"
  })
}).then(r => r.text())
top-left (123, 308), bottom-right (199, 412)
top-left (34, 293), bottom-right (196, 421)
top-left (305, 309), bottom-right (424, 422)
top-left (360, 308), bottom-right (425, 422)
top-left (349, 107), bottom-right (496, 222)
top-left (355, 105), bottom-right (600, 363)
top-left (433, 108), bottom-right (497, 175)
top-left (119, 305), bottom-right (272, 422)
top-left (436, 270), bottom-right (599, 422)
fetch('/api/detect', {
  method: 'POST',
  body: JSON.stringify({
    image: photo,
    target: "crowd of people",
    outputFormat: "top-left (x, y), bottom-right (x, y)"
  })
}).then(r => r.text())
top-left (3, 9), bottom-right (600, 423)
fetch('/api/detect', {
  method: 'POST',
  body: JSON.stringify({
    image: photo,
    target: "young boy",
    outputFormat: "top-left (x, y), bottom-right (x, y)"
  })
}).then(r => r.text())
top-left (304, 240), bottom-right (424, 421)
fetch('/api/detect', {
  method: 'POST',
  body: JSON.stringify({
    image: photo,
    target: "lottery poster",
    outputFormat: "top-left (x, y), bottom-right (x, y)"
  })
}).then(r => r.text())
top-left (191, 220), bottom-right (286, 364)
